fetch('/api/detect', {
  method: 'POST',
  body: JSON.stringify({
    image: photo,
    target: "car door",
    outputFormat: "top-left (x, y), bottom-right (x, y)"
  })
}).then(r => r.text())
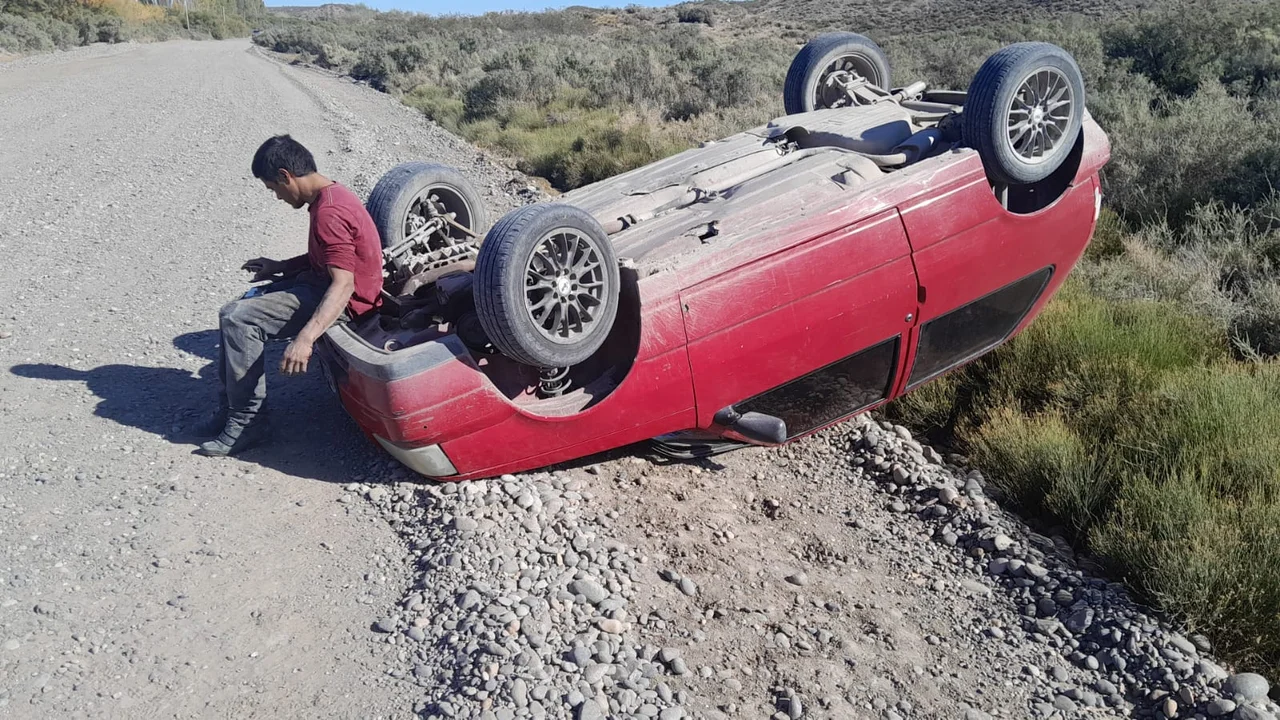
top-left (896, 159), bottom-right (1098, 393)
top-left (681, 208), bottom-right (920, 438)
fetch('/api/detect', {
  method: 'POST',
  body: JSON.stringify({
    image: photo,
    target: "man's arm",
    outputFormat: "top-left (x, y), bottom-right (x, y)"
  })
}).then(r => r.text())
top-left (280, 266), bottom-right (355, 376)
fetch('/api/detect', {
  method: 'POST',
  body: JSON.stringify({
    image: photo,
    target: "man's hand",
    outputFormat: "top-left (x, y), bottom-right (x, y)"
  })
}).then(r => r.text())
top-left (280, 337), bottom-right (314, 376)
top-left (242, 257), bottom-right (282, 282)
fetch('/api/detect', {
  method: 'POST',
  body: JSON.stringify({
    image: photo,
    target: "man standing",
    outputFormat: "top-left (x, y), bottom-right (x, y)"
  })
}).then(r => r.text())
top-left (198, 135), bottom-right (383, 457)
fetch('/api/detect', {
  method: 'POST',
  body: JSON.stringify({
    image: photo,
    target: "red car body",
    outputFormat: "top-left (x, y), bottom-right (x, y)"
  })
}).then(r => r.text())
top-left (318, 104), bottom-right (1110, 480)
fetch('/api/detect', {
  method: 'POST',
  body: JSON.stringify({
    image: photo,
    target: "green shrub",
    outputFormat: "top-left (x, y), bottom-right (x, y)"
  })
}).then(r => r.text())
top-left (2, 0), bottom-right (258, 54)
top-left (0, 12), bottom-right (54, 51)
top-left (404, 84), bottom-right (464, 132)
top-left (675, 5), bottom-right (713, 26)
top-left (352, 47), bottom-right (393, 89)
top-left (1102, 0), bottom-right (1280, 98)
top-left (1232, 283), bottom-right (1280, 357)
top-left (533, 122), bottom-right (685, 189)
top-left (688, 40), bottom-right (790, 110)
top-left (601, 44), bottom-right (680, 110)
top-left (1131, 364), bottom-right (1280, 499)
top-left (1090, 469), bottom-right (1280, 672)
top-left (317, 42), bottom-right (356, 71)
top-left (1094, 78), bottom-right (1277, 227)
top-left (1103, 14), bottom-right (1226, 97)
top-left (463, 68), bottom-right (558, 119)
top-left (91, 12), bottom-right (123, 42)
top-left (1082, 206), bottom-right (1126, 262)
top-left (35, 14), bottom-right (78, 48)
top-left (1086, 361), bottom-right (1280, 669)
top-left (1079, 195), bottom-right (1280, 358)
top-left (261, 26), bottom-right (332, 57)
top-left (970, 408), bottom-right (1106, 536)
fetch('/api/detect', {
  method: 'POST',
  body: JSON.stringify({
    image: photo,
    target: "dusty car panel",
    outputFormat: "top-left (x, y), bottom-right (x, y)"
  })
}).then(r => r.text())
top-left (564, 109), bottom-right (923, 280)
top-left (681, 208), bottom-right (918, 430)
top-left (440, 281), bottom-right (694, 471)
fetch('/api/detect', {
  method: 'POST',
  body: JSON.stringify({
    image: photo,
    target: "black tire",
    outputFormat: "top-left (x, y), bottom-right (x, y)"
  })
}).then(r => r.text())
top-left (365, 162), bottom-right (487, 250)
top-left (474, 203), bottom-right (620, 368)
top-left (783, 32), bottom-right (891, 114)
top-left (963, 42), bottom-right (1086, 186)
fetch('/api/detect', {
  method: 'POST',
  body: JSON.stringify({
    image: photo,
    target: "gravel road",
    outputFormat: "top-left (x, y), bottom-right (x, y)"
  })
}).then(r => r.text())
top-left (2, 39), bottom-right (1277, 720)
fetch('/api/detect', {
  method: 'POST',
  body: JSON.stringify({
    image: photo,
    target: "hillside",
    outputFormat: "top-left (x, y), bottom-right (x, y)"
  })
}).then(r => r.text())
top-left (266, 2), bottom-right (376, 19)
top-left (746, 0), bottom-right (1168, 32)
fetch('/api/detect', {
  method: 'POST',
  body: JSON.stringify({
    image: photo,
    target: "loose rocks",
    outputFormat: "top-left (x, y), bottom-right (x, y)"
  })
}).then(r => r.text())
top-left (846, 415), bottom-right (1277, 719)
top-left (367, 471), bottom-right (685, 720)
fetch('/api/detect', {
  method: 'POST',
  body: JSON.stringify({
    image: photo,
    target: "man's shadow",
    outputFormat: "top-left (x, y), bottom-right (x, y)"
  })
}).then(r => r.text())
top-left (10, 329), bottom-right (384, 483)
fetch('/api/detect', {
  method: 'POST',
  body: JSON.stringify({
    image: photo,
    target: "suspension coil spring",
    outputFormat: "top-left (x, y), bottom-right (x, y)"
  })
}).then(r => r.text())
top-left (537, 366), bottom-right (571, 398)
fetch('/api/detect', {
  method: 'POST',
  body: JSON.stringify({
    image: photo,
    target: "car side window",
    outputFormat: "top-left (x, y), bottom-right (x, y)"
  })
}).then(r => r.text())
top-left (737, 336), bottom-right (900, 439)
top-left (907, 266), bottom-right (1054, 388)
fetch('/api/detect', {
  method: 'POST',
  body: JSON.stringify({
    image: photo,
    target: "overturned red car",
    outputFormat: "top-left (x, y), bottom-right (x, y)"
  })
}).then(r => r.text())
top-left (314, 33), bottom-right (1110, 480)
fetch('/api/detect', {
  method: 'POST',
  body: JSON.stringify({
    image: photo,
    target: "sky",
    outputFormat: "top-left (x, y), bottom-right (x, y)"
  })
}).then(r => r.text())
top-left (263, 0), bottom-right (682, 15)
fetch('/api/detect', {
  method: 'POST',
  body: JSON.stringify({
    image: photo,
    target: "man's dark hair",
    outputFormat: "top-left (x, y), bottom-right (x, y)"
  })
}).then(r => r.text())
top-left (251, 135), bottom-right (317, 182)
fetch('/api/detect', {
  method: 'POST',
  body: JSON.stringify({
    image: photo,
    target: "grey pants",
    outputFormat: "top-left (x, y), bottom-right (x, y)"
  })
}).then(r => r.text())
top-left (216, 275), bottom-right (343, 425)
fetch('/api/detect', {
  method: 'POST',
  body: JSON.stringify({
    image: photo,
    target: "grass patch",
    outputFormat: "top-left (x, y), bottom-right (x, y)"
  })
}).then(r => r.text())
top-left (437, 88), bottom-right (766, 191)
top-left (480, 109), bottom-right (687, 191)
top-left (403, 84), bottom-right (465, 132)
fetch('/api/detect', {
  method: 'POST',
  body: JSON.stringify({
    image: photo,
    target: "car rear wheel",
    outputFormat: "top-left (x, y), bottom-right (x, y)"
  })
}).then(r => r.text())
top-left (474, 203), bottom-right (620, 368)
top-left (365, 162), bottom-right (487, 250)
top-left (784, 32), bottom-right (891, 114)
top-left (963, 42), bottom-right (1086, 186)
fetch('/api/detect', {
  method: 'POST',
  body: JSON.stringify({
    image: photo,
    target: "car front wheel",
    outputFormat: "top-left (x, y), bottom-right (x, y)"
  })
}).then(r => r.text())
top-left (473, 203), bottom-right (620, 368)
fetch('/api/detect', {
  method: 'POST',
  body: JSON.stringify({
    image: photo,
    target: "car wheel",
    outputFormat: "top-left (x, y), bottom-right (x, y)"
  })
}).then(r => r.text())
top-left (963, 42), bottom-right (1086, 186)
top-left (783, 32), bottom-right (891, 114)
top-left (474, 203), bottom-right (620, 368)
top-left (365, 162), bottom-right (487, 250)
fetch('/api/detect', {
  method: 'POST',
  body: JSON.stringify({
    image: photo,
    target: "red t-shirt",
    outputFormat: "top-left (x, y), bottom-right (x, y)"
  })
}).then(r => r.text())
top-left (307, 183), bottom-right (383, 317)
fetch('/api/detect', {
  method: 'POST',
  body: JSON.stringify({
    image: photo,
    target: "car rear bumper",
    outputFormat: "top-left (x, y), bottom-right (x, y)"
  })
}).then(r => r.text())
top-left (320, 321), bottom-right (470, 385)
top-left (316, 323), bottom-right (481, 478)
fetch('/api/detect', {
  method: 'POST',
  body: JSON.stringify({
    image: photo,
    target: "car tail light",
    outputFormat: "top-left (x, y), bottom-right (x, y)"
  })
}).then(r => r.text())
top-left (1094, 184), bottom-right (1102, 222)
top-left (374, 436), bottom-right (458, 478)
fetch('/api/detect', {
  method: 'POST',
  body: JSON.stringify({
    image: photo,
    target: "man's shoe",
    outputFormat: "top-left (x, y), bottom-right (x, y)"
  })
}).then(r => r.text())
top-left (196, 419), bottom-right (271, 457)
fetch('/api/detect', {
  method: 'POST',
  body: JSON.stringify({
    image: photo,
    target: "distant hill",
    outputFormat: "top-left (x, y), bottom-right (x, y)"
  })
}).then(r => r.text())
top-left (731, 0), bottom-right (1170, 35)
top-left (268, 3), bottom-right (378, 20)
